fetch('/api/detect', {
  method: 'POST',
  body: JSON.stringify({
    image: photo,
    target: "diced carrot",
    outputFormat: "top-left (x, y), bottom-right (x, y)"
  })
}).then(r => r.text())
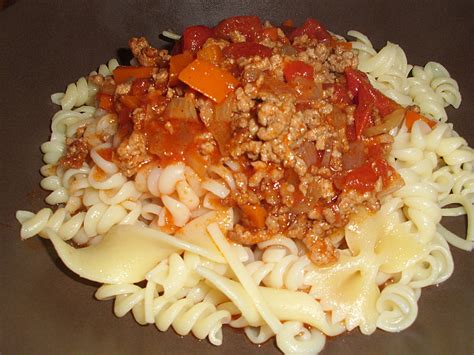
top-left (113, 66), bottom-right (155, 85)
top-left (240, 203), bottom-right (267, 229)
top-left (169, 51), bottom-right (194, 87)
top-left (120, 95), bottom-right (141, 109)
top-left (178, 59), bottom-right (240, 103)
top-left (405, 110), bottom-right (437, 131)
top-left (197, 45), bottom-right (223, 65)
top-left (97, 93), bottom-right (114, 111)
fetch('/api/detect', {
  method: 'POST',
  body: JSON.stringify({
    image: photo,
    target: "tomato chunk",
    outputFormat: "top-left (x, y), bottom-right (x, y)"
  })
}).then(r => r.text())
top-left (345, 68), bottom-right (400, 138)
top-left (182, 25), bottom-right (214, 53)
top-left (223, 42), bottom-right (272, 59)
top-left (214, 15), bottom-right (263, 41)
top-left (323, 83), bottom-right (352, 105)
top-left (288, 18), bottom-right (332, 42)
top-left (284, 60), bottom-right (314, 83)
top-left (343, 162), bottom-right (378, 192)
top-left (345, 68), bottom-right (399, 115)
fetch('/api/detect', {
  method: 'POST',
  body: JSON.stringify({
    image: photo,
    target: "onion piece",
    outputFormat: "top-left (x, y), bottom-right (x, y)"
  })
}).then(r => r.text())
top-left (342, 141), bottom-right (365, 170)
top-left (299, 141), bottom-right (319, 167)
top-left (164, 95), bottom-right (198, 122)
top-left (363, 108), bottom-right (406, 137)
top-left (207, 93), bottom-right (234, 155)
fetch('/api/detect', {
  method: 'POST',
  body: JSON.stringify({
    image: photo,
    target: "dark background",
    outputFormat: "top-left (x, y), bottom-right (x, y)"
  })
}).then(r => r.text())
top-left (0, 1), bottom-right (473, 354)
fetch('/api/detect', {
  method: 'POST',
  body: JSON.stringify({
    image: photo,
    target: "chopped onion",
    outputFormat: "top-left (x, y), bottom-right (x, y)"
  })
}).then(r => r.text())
top-left (207, 94), bottom-right (234, 155)
top-left (165, 95), bottom-right (198, 122)
top-left (342, 141), bottom-right (365, 170)
top-left (331, 106), bottom-right (346, 128)
top-left (299, 141), bottom-right (318, 167)
top-left (363, 108), bottom-right (405, 137)
top-left (293, 77), bottom-right (323, 102)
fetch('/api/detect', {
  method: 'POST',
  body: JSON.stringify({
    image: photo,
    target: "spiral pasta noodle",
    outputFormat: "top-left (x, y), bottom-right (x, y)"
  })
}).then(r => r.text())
top-left (375, 284), bottom-right (419, 332)
top-left (51, 58), bottom-right (120, 110)
top-left (349, 31), bottom-right (462, 121)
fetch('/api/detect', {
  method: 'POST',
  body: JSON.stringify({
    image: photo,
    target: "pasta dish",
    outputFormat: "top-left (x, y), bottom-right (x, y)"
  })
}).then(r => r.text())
top-left (16, 16), bottom-right (473, 354)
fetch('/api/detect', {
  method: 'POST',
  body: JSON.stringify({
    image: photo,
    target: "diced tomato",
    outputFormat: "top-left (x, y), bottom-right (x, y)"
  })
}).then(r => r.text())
top-left (97, 93), bottom-right (114, 112)
top-left (323, 83), bottom-right (351, 105)
top-left (283, 60), bottom-right (314, 82)
top-left (346, 122), bottom-right (357, 142)
top-left (345, 68), bottom-right (400, 138)
top-left (214, 15), bottom-right (263, 42)
top-left (130, 77), bottom-right (153, 96)
top-left (182, 25), bottom-right (214, 53)
top-left (223, 42), bottom-right (273, 59)
top-left (367, 143), bottom-right (384, 160)
top-left (288, 18), bottom-right (332, 42)
top-left (354, 100), bottom-right (373, 138)
top-left (373, 90), bottom-right (399, 117)
top-left (345, 68), bottom-right (399, 116)
top-left (343, 162), bottom-right (378, 192)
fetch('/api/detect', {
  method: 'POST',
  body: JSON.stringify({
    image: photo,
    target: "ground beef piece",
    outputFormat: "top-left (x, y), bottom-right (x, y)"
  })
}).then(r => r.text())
top-left (116, 132), bottom-right (149, 177)
top-left (60, 137), bottom-right (89, 169)
top-left (227, 224), bottom-right (272, 245)
top-left (327, 47), bottom-right (358, 73)
top-left (304, 232), bottom-right (338, 266)
top-left (132, 108), bottom-right (146, 130)
top-left (116, 82), bottom-right (132, 95)
top-left (129, 37), bottom-right (170, 67)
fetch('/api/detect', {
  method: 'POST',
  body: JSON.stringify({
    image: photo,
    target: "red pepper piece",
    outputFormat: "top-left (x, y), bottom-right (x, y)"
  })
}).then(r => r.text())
top-left (283, 60), bottom-right (314, 82)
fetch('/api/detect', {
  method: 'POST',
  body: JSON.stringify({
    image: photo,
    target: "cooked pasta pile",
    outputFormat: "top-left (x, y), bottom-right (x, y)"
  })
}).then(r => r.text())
top-left (17, 17), bottom-right (473, 354)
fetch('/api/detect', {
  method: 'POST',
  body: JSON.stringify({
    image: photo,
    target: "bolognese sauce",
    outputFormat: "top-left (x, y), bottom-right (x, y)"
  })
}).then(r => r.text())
top-left (66, 16), bottom-right (405, 265)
